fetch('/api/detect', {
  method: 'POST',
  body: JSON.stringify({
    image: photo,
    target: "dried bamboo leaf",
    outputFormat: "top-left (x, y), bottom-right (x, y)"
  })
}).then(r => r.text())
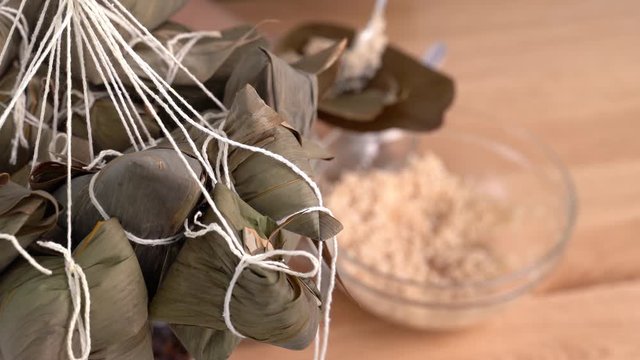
top-left (0, 66), bottom-right (56, 174)
top-left (133, 22), bottom-right (261, 86)
top-left (300, 137), bottom-right (334, 160)
top-left (0, 114), bottom-right (28, 174)
top-left (119, 0), bottom-right (188, 31)
top-left (0, 173), bottom-right (59, 272)
top-left (151, 184), bottom-right (320, 351)
top-left (0, 12), bottom-right (19, 77)
top-left (170, 25), bottom-right (269, 110)
top-left (171, 325), bottom-right (241, 360)
top-left (289, 38), bottom-right (348, 98)
top-left (318, 88), bottom-right (388, 122)
top-left (0, 219), bottom-right (152, 360)
top-left (71, 98), bottom-right (161, 153)
top-left (224, 47), bottom-right (318, 136)
top-left (53, 148), bottom-right (203, 296)
top-left (29, 161), bottom-right (93, 192)
top-left (218, 86), bottom-right (342, 241)
top-left (277, 23), bottom-right (455, 131)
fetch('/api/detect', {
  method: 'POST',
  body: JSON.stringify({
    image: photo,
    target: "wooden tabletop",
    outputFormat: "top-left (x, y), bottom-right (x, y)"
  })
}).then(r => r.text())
top-left (174, 0), bottom-right (640, 358)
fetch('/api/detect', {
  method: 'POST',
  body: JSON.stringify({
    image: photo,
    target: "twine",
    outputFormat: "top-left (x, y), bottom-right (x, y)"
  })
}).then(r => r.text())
top-left (0, 0), bottom-right (339, 358)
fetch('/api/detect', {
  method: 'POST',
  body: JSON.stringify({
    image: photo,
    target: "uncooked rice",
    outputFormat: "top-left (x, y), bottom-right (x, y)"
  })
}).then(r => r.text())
top-left (328, 153), bottom-right (512, 285)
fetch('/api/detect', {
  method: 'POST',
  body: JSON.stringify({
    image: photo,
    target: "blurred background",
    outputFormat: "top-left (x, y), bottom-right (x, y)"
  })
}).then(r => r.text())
top-left (170, 0), bottom-right (640, 359)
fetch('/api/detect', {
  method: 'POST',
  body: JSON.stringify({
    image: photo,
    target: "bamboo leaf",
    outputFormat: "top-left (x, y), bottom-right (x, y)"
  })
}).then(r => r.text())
top-left (171, 325), bottom-right (241, 360)
top-left (289, 39), bottom-right (348, 98)
top-left (151, 184), bottom-right (320, 351)
top-left (277, 23), bottom-right (455, 132)
top-left (217, 86), bottom-right (342, 241)
top-left (119, 0), bottom-right (188, 31)
top-left (0, 174), bottom-right (59, 273)
top-left (224, 48), bottom-right (318, 136)
top-left (52, 149), bottom-right (203, 297)
top-left (0, 219), bottom-right (153, 359)
top-left (71, 98), bottom-right (162, 153)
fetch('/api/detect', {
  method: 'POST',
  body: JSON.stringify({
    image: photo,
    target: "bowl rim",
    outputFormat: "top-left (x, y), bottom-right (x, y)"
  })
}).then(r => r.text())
top-left (336, 120), bottom-right (578, 293)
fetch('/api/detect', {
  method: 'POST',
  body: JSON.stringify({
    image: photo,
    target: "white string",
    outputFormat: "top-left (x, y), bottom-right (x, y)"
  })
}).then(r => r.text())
top-left (184, 213), bottom-right (321, 339)
top-left (225, 251), bottom-right (320, 339)
top-left (0, 234), bottom-right (52, 275)
top-left (29, 44), bottom-right (56, 169)
top-left (88, 172), bottom-right (182, 246)
top-left (37, 241), bottom-right (91, 360)
top-left (48, 133), bottom-right (67, 162)
top-left (201, 116), bottom-right (233, 190)
top-left (76, 2), bottom-right (237, 245)
top-left (319, 236), bottom-right (338, 360)
top-left (82, 149), bottom-right (122, 170)
top-left (0, 0), bottom-right (27, 64)
top-left (0, 1), bottom-right (339, 358)
top-left (0, 2), bottom-right (31, 164)
top-left (164, 30), bottom-right (221, 84)
top-left (83, 5), bottom-right (337, 351)
top-left (0, 0), bottom-right (71, 131)
top-left (74, 11), bottom-right (151, 152)
top-left (105, 0), bottom-right (228, 112)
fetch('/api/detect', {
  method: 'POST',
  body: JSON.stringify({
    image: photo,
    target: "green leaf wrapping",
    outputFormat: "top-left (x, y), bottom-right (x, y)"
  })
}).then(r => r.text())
top-left (224, 47), bottom-right (318, 136)
top-left (0, 219), bottom-right (152, 360)
top-left (0, 11), bottom-right (19, 78)
top-left (0, 66), bottom-right (56, 174)
top-left (171, 325), bottom-right (241, 360)
top-left (71, 98), bottom-right (162, 153)
top-left (151, 184), bottom-right (321, 352)
top-left (53, 148), bottom-right (203, 297)
top-left (277, 23), bottom-right (455, 132)
top-left (219, 86), bottom-right (342, 241)
top-left (157, 85), bottom-right (342, 242)
top-left (132, 22), bottom-right (262, 87)
top-left (118, 0), bottom-right (188, 31)
top-left (0, 173), bottom-right (58, 273)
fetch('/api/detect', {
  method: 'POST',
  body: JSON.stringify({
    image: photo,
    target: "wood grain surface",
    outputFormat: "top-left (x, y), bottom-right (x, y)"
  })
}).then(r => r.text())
top-left (174, 1), bottom-right (640, 358)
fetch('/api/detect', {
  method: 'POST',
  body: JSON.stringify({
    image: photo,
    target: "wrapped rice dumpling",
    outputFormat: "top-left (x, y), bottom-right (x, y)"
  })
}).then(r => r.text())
top-left (211, 86), bottom-right (342, 242)
top-left (224, 48), bottom-right (318, 136)
top-left (53, 148), bottom-right (204, 297)
top-left (151, 184), bottom-right (321, 358)
top-left (134, 22), bottom-right (262, 87)
top-left (0, 173), bottom-right (58, 273)
top-left (71, 98), bottom-right (162, 153)
top-left (0, 219), bottom-right (152, 360)
top-left (119, 0), bottom-right (188, 31)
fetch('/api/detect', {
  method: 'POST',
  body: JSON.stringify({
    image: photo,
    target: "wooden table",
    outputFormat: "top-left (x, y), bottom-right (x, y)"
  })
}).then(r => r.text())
top-left (175, 1), bottom-right (640, 358)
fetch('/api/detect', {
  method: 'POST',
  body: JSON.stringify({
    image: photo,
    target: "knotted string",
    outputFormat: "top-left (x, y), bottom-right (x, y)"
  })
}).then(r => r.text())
top-left (88, 168), bottom-right (182, 246)
top-left (0, 234), bottom-right (52, 275)
top-left (0, 1), bottom-right (339, 359)
top-left (184, 211), bottom-right (322, 340)
top-left (165, 30), bottom-right (221, 84)
top-left (37, 241), bottom-right (91, 360)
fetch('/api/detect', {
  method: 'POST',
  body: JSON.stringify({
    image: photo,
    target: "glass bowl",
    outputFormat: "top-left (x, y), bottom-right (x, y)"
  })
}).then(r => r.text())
top-left (316, 120), bottom-right (577, 330)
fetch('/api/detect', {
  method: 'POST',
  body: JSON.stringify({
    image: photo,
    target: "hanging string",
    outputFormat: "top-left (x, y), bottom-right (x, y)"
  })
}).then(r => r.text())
top-left (87, 167), bottom-right (182, 246)
top-left (80, 2), bottom-right (337, 356)
top-left (0, 1), bottom-right (340, 359)
top-left (0, 1), bottom-right (31, 165)
top-left (37, 241), bottom-right (91, 360)
top-left (184, 211), bottom-right (322, 340)
top-left (0, 234), bottom-right (52, 275)
top-left (164, 30), bottom-right (221, 84)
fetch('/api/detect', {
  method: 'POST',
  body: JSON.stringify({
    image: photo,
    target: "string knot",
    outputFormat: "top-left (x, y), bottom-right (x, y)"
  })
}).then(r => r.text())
top-left (37, 241), bottom-right (92, 360)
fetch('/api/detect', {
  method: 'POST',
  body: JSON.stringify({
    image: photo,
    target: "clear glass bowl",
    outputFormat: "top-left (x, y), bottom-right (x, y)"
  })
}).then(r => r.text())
top-left (316, 121), bottom-right (577, 330)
